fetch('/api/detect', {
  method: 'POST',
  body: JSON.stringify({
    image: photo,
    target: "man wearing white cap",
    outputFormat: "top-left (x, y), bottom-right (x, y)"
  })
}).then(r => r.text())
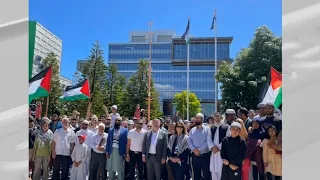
top-left (104, 105), bottom-right (121, 127)
top-left (75, 120), bottom-right (94, 179)
top-left (187, 112), bottom-right (211, 180)
top-left (220, 122), bottom-right (247, 180)
top-left (224, 109), bottom-right (236, 125)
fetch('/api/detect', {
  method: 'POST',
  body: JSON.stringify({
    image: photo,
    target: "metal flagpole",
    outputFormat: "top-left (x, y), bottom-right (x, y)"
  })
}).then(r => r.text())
top-left (147, 21), bottom-right (153, 121)
top-left (187, 42), bottom-right (190, 121)
top-left (214, 9), bottom-right (218, 113)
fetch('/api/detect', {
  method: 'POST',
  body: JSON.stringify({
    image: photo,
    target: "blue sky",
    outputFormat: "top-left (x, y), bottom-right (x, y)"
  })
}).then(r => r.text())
top-left (29, 0), bottom-right (281, 80)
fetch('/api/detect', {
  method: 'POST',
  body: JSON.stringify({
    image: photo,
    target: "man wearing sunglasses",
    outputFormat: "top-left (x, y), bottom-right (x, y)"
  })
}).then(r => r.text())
top-left (49, 110), bottom-right (62, 133)
top-left (126, 119), bottom-right (147, 180)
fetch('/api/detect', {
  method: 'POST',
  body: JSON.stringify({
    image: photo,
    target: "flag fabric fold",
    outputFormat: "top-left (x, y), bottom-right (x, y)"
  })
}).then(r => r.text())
top-left (59, 79), bottom-right (90, 101)
top-left (181, 17), bottom-right (190, 44)
top-left (210, 9), bottom-right (217, 30)
top-left (29, 66), bottom-right (52, 104)
top-left (259, 67), bottom-right (282, 108)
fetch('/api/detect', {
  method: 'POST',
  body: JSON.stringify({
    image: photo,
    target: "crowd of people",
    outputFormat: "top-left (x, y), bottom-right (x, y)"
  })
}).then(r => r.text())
top-left (29, 102), bottom-right (282, 180)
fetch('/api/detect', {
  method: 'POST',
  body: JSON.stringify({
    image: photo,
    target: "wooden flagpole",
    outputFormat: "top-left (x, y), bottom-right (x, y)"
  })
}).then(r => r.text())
top-left (45, 95), bottom-right (49, 117)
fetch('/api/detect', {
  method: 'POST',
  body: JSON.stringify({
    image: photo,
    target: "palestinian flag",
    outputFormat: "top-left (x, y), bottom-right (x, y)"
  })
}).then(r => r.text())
top-left (259, 67), bottom-right (282, 108)
top-left (59, 79), bottom-right (90, 101)
top-left (29, 66), bottom-right (52, 104)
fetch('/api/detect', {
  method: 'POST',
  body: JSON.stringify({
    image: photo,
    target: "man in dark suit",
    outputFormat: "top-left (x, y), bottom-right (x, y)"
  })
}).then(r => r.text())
top-left (142, 119), bottom-right (168, 180)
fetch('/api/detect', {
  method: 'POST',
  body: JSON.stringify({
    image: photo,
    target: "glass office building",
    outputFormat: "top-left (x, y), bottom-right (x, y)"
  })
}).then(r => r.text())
top-left (108, 30), bottom-right (232, 117)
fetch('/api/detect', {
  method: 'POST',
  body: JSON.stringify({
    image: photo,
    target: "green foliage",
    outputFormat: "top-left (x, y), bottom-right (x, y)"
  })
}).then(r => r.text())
top-left (216, 26), bottom-right (282, 111)
top-left (173, 90), bottom-right (201, 119)
top-left (104, 64), bottom-right (126, 107)
top-left (120, 59), bottom-right (162, 119)
top-left (77, 41), bottom-right (108, 116)
top-left (41, 52), bottom-right (63, 115)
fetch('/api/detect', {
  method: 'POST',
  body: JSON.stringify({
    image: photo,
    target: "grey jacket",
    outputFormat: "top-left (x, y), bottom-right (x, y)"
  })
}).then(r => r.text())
top-left (142, 129), bottom-right (168, 161)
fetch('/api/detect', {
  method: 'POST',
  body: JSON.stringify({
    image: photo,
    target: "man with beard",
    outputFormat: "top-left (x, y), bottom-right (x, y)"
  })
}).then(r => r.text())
top-left (90, 123), bottom-right (108, 180)
top-left (49, 110), bottom-right (62, 133)
top-left (224, 109), bottom-right (236, 125)
top-left (207, 113), bottom-right (230, 180)
top-left (187, 113), bottom-right (210, 180)
top-left (75, 120), bottom-right (94, 179)
top-left (142, 119), bottom-right (168, 180)
top-left (74, 119), bottom-right (83, 133)
top-left (70, 118), bottom-right (78, 131)
top-left (254, 103), bottom-right (266, 121)
top-left (260, 102), bottom-right (282, 152)
top-left (104, 115), bottom-right (112, 133)
top-left (106, 117), bottom-right (128, 180)
top-left (126, 119), bottom-right (147, 180)
top-left (52, 117), bottom-right (76, 180)
top-left (260, 103), bottom-right (282, 133)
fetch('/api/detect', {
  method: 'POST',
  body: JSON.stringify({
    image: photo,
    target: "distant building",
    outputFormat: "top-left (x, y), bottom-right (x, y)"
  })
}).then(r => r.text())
top-left (29, 21), bottom-right (63, 77)
top-left (60, 75), bottom-right (72, 90)
top-left (108, 30), bottom-right (233, 117)
top-left (77, 60), bottom-right (87, 73)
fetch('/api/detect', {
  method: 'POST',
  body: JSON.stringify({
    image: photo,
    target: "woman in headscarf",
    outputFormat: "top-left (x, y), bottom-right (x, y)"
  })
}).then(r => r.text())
top-left (167, 121), bottom-right (190, 180)
top-left (242, 119), bottom-right (265, 180)
top-left (32, 119), bottom-right (53, 180)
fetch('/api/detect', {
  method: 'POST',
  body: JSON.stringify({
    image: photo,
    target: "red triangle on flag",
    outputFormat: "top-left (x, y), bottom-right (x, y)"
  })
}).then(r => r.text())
top-left (40, 66), bottom-right (52, 92)
top-left (270, 67), bottom-right (282, 90)
top-left (80, 79), bottom-right (90, 97)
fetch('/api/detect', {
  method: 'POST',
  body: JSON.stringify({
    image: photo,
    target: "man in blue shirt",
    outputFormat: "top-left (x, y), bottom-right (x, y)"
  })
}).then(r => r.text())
top-left (187, 113), bottom-right (210, 180)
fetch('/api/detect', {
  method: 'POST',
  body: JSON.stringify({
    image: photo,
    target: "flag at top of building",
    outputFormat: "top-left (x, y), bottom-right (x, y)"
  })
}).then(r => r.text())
top-left (59, 79), bottom-right (90, 101)
top-left (259, 67), bottom-right (282, 108)
top-left (181, 17), bottom-right (190, 44)
top-left (29, 66), bottom-right (52, 104)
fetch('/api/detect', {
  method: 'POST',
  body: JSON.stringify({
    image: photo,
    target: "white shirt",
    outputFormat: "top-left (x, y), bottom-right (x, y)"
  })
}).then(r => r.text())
top-left (112, 129), bottom-right (120, 148)
top-left (91, 133), bottom-right (108, 154)
top-left (88, 126), bottom-right (98, 134)
top-left (128, 128), bottom-right (147, 152)
top-left (111, 113), bottom-right (121, 127)
top-left (53, 128), bottom-right (76, 156)
top-left (71, 143), bottom-right (88, 163)
top-left (254, 114), bottom-right (266, 121)
top-left (75, 129), bottom-right (94, 151)
top-left (149, 130), bottom-right (159, 154)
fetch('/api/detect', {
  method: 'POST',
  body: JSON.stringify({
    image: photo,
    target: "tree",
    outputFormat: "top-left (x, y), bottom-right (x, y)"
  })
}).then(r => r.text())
top-left (41, 52), bottom-right (63, 115)
top-left (104, 64), bottom-right (126, 108)
top-left (217, 26), bottom-right (282, 111)
top-left (173, 90), bottom-right (201, 119)
top-left (79, 41), bottom-right (108, 116)
top-left (120, 59), bottom-right (162, 119)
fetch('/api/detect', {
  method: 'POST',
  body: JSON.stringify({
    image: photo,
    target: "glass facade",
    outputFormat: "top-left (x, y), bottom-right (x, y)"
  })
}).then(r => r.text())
top-left (109, 38), bottom-right (231, 117)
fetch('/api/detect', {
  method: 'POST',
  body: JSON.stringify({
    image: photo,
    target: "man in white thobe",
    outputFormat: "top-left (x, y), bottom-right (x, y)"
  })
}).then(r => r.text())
top-left (207, 113), bottom-right (231, 180)
top-left (70, 135), bottom-right (88, 180)
top-left (75, 120), bottom-right (94, 180)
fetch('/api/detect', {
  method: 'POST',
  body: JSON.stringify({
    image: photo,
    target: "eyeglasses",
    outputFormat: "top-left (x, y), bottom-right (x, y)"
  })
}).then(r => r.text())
top-left (106, 119), bottom-right (111, 120)
top-left (147, 126), bottom-right (152, 127)
top-left (116, 119), bottom-right (121, 122)
top-left (136, 123), bottom-right (143, 125)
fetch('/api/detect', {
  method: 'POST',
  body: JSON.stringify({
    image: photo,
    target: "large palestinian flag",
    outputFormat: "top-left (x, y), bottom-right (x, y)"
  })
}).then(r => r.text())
top-left (29, 66), bottom-right (52, 104)
top-left (59, 79), bottom-right (90, 101)
top-left (259, 67), bottom-right (282, 108)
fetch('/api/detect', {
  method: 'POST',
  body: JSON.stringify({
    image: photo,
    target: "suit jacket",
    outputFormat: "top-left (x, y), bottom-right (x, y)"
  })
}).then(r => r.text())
top-left (142, 129), bottom-right (168, 162)
top-left (106, 127), bottom-right (128, 156)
